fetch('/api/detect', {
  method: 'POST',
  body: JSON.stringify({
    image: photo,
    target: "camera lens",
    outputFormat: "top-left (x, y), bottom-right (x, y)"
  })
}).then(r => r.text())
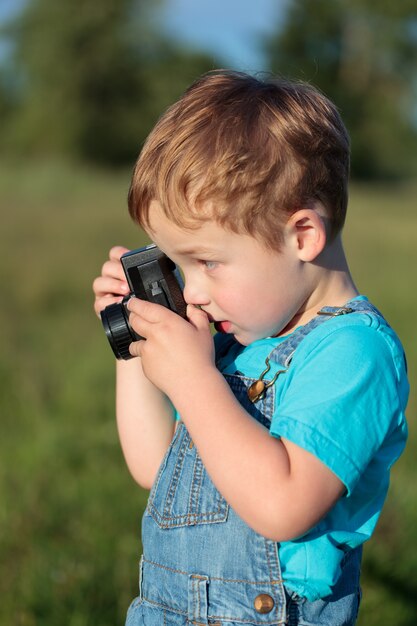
top-left (100, 300), bottom-right (138, 360)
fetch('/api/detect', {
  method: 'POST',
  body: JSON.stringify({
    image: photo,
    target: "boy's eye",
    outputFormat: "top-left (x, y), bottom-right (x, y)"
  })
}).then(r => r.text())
top-left (200, 260), bottom-right (218, 270)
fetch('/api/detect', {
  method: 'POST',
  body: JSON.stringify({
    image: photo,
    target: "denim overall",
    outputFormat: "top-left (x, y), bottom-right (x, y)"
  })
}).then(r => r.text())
top-left (126, 300), bottom-right (381, 625)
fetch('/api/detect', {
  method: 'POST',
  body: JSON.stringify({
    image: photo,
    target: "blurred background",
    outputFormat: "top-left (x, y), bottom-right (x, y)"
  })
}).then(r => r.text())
top-left (0, 0), bottom-right (416, 624)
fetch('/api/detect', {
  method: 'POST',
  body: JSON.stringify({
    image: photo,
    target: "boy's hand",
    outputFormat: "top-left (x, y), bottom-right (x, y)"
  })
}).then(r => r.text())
top-left (92, 246), bottom-right (131, 318)
top-left (127, 298), bottom-right (215, 397)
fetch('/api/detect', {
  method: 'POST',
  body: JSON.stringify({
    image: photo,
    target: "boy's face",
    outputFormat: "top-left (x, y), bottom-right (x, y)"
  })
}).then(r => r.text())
top-left (147, 201), bottom-right (307, 345)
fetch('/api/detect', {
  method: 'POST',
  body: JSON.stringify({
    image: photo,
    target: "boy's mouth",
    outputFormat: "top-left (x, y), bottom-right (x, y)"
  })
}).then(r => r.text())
top-left (214, 320), bottom-right (232, 334)
top-left (202, 311), bottom-right (232, 334)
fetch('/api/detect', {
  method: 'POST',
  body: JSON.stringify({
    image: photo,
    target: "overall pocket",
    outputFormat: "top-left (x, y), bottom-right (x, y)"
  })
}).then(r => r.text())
top-left (146, 422), bottom-right (229, 528)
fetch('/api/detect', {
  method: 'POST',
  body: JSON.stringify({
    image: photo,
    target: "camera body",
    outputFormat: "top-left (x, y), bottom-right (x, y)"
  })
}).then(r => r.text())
top-left (101, 244), bottom-right (187, 360)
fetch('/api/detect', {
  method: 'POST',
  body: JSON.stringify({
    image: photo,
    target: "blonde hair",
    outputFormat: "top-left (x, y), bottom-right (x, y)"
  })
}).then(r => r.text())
top-left (128, 70), bottom-right (350, 249)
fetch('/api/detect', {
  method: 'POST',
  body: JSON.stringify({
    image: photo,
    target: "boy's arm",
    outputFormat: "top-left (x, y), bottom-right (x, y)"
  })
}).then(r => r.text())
top-left (116, 359), bottom-right (175, 488)
top-left (166, 366), bottom-right (344, 542)
top-left (128, 298), bottom-right (345, 541)
top-left (93, 247), bottom-right (175, 489)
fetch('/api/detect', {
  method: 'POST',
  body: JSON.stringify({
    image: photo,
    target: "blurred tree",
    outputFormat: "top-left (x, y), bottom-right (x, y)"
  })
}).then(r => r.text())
top-left (0, 66), bottom-right (13, 121)
top-left (266, 0), bottom-right (417, 178)
top-left (0, 0), bottom-right (213, 165)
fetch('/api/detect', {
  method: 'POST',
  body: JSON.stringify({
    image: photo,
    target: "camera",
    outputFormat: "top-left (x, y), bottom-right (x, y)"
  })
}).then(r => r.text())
top-left (100, 244), bottom-right (187, 360)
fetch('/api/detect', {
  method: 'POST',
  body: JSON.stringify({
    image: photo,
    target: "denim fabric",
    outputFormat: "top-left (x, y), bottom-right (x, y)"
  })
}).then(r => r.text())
top-left (125, 305), bottom-right (368, 625)
top-left (284, 548), bottom-right (362, 626)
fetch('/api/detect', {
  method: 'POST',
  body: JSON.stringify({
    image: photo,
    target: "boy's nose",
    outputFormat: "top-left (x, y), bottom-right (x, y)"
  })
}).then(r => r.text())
top-left (183, 279), bottom-right (210, 307)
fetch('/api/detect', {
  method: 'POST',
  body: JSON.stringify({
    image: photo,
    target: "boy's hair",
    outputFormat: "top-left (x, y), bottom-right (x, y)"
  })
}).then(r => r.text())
top-left (128, 70), bottom-right (350, 249)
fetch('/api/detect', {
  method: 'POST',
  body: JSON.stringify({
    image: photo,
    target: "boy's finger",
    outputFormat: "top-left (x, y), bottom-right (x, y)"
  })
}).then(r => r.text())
top-left (186, 304), bottom-right (210, 330)
top-left (94, 294), bottom-right (124, 318)
top-left (101, 259), bottom-right (127, 280)
top-left (127, 297), bottom-right (171, 323)
top-left (109, 245), bottom-right (130, 261)
top-left (93, 275), bottom-right (129, 297)
top-left (129, 339), bottom-right (144, 358)
top-left (129, 312), bottom-right (152, 339)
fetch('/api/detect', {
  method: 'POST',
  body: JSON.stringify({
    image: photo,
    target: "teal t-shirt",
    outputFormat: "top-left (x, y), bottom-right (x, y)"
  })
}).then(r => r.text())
top-left (215, 296), bottom-right (408, 600)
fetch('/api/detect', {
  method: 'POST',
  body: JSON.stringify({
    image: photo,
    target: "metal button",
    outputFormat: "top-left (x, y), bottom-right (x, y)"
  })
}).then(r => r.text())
top-left (254, 593), bottom-right (275, 614)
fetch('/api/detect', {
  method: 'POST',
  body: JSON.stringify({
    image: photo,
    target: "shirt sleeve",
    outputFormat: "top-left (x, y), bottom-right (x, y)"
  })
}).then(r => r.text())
top-left (269, 321), bottom-right (407, 495)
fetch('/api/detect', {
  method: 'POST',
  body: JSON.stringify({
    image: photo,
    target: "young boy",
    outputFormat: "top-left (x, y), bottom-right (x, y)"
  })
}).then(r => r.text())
top-left (93, 71), bottom-right (408, 625)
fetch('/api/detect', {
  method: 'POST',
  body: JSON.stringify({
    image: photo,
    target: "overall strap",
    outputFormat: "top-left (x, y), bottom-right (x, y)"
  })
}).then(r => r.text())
top-left (269, 299), bottom-right (385, 368)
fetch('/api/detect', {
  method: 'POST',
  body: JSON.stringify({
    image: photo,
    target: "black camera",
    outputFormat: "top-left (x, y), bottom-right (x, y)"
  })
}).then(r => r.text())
top-left (100, 244), bottom-right (187, 360)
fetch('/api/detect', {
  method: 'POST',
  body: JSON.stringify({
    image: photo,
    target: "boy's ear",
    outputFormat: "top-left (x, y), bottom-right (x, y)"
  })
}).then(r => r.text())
top-left (287, 208), bottom-right (327, 262)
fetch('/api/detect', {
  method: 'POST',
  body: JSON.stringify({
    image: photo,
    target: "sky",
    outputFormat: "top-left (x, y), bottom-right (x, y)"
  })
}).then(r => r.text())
top-left (0, 0), bottom-right (286, 72)
top-left (153, 0), bottom-right (286, 71)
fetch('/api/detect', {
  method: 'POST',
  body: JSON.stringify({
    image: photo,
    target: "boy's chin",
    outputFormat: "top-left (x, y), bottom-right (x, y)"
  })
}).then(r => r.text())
top-left (234, 329), bottom-right (279, 346)
top-left (214, 322), bottom-right (273, 346)
top-left (232, 331), bottom-right (259, 346)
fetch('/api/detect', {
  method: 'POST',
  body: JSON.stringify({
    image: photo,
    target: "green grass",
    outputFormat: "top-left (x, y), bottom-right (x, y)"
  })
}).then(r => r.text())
top-left (0, 161), bottom-right (415, 625)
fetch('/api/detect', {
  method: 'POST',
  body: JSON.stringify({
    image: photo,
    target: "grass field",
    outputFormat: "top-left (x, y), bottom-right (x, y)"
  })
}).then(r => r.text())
top-left (0, 161), bottom-right (415, 625)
